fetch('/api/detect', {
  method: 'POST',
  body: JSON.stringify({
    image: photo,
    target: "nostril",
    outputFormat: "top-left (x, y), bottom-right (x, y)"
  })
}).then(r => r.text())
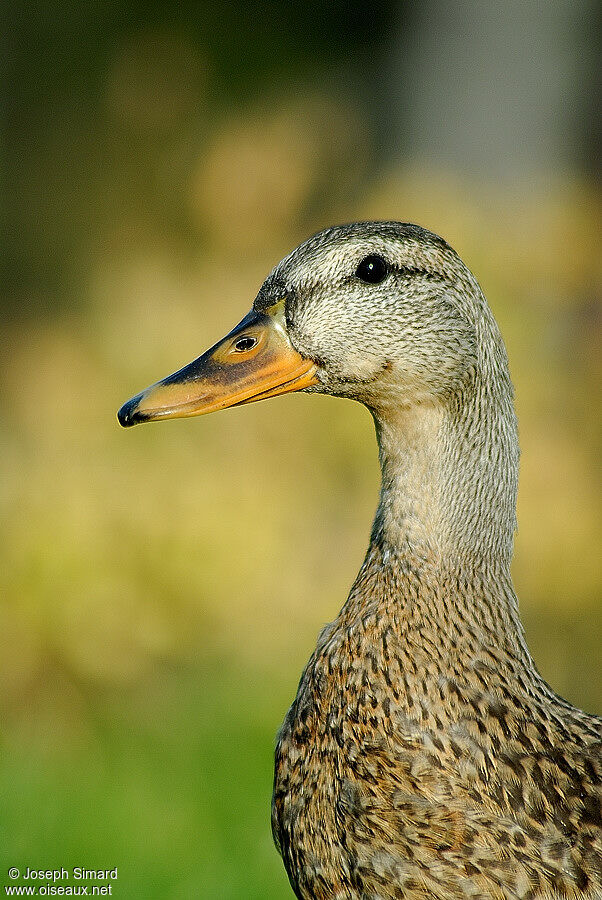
top-left (234, 336), bottom-right (257, 352)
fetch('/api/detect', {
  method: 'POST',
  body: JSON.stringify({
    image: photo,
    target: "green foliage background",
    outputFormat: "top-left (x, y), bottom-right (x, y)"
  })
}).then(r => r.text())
top-left (3, 3), bottom-right (600, 897)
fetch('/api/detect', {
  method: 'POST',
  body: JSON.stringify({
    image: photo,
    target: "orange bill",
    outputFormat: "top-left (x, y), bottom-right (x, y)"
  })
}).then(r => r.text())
top-left (117, 310), bottom-right (318, 427)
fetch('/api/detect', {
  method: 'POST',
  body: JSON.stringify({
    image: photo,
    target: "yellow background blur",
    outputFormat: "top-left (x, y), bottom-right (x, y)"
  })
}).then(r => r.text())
top-left (3, 2), bottom-right (600, 897)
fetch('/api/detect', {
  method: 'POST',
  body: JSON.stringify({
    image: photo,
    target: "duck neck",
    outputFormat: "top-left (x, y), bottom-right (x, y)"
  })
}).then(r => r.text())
top-left (346, 391), bottom-right (529, 664)
top-left (370, 377), bottom-right (519, 583)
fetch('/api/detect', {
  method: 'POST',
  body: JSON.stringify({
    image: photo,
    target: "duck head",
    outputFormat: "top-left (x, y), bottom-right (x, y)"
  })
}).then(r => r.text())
top-left (119, 222), bottom-right (519, 564)
top-left (118, 222), bottom-right (505, 426)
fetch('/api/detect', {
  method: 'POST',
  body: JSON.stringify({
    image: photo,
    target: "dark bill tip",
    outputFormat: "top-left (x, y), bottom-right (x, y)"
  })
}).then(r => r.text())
top-left (117, 394), bottom-right (147, 428)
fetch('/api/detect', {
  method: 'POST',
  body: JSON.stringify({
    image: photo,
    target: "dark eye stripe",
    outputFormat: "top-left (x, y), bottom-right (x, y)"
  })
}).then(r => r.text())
top-left (395, 265), bottom-right (446, 282)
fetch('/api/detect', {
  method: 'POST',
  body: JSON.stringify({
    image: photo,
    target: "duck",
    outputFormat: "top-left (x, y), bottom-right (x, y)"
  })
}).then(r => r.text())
top-left (118, 222), bottom-right (601, 899)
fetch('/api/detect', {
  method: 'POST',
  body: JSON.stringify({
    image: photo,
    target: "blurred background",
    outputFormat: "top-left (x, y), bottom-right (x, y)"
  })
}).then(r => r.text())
top-left (2, 0), bottom-right (601, 896)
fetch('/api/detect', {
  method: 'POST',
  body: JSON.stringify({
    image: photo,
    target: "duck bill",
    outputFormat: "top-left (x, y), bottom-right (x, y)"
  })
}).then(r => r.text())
top-left (117, 310), bottom-right (318, 427)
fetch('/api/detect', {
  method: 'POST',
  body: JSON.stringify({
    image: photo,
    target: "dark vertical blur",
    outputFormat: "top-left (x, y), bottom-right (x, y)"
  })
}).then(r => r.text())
top-left (4, 0), bottom-right (399, 317)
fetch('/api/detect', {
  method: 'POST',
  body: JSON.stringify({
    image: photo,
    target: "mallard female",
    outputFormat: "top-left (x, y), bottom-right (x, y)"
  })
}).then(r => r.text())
top-left (118, 222), bottom-right (601, 899)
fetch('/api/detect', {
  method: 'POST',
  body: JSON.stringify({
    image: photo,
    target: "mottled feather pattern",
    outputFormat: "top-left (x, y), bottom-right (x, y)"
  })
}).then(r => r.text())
top-left (273, 550), bottom-right (601, 899)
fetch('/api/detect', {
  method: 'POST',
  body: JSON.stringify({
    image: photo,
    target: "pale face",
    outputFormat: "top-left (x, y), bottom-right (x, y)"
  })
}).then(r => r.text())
top-left (259, 224), bottom-right (480, 411)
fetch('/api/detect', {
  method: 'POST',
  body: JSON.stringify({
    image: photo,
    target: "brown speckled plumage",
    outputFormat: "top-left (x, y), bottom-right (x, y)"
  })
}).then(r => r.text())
top-left (273, 553), bottom-right (601, 899)
top-left (120, 221), bottom-right (602, 898)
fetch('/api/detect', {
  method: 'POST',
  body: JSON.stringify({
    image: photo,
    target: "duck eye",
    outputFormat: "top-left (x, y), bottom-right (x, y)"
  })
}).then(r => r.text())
top-left (234, 336), bottom-right (257, 352)
top-left (355, 255), bottom-right (388, 284)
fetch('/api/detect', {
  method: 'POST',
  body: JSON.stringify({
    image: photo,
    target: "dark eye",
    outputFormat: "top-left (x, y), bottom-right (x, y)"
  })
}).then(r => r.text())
top-left (234, 336), bottom-right (257, 352)
top-left (355, 255), bottom-right (388, 284)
